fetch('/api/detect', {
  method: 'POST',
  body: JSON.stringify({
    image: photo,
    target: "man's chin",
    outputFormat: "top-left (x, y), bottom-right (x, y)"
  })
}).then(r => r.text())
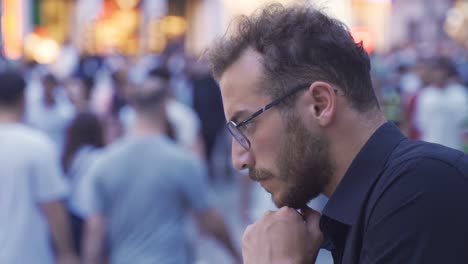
top-left (271, 193), bottom-right (306, 209)
top-left (272, 189), bottom-right (322, 209)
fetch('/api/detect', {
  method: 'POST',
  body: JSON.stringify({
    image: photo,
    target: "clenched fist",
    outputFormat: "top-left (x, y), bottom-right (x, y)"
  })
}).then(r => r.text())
top-left (241, 206), bottom-right (323, 264)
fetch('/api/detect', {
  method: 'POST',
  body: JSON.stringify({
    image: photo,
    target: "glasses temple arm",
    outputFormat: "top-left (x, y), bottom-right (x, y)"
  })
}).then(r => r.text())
top-left (236, 83), bottom-right (311, 128)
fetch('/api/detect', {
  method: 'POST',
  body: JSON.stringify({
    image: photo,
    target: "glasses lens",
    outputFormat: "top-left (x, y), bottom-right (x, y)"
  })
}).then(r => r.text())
top-left (227, 122), bottom-right (250, 150)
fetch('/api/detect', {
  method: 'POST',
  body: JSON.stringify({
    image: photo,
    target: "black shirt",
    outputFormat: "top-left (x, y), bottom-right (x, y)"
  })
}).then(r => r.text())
top-left (320, 122), bottom-right (468, 264)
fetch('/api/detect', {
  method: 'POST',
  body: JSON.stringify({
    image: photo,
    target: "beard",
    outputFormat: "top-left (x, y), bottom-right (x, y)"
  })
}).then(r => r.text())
top-left (250, 114), bottom-right (334, 209)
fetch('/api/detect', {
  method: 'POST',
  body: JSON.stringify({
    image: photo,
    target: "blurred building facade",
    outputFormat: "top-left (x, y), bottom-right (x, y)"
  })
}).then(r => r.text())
top-left (389, 0), bottom-right (454, 46)
top-left (1, 0), bottom-right (465, 61)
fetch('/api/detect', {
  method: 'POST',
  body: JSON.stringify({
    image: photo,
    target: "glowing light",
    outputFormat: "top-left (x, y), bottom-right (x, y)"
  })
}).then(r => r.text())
top-left (113, 10), bottom-right (139, 32)
top-left (161, 16), bottom-right (187, 37)
top-left (24, 33), bottom-right (42, 59)
top-left (33, 38), bottom-right (60, 64)
top-left (1, 0), bottom-right (23, 59)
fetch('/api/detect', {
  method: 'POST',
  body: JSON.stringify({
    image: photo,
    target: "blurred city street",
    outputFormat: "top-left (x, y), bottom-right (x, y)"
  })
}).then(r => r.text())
top-left (0, 0), bottom-right (467, 263)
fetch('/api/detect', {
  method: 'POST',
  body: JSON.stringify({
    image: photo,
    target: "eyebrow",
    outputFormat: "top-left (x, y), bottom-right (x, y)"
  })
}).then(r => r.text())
top-left (229, 110), bottom-right (251, 123)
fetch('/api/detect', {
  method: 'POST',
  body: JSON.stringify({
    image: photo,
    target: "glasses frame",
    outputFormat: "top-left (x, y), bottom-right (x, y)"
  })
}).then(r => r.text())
top-left (227, 83), bottom-right (311, 150)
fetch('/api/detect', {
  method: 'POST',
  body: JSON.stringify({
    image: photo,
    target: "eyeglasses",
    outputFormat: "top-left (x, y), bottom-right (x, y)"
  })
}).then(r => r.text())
top-left (227, 83), bottom-right (310, 150)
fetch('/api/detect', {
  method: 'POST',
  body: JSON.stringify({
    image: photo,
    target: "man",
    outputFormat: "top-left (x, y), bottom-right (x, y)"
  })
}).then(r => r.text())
top-left (78, 75), bottom-right (241, 264)
top-left (0, 69), bottom-right (78, 263)
top-left (207, 4), bottom-right (468, 264)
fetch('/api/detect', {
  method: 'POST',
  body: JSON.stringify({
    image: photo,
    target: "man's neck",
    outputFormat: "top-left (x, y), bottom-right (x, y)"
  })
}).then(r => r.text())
top-left (323, 110), bottom-right (387, 197)
top-left (130, 116), bottom-right (166, 138)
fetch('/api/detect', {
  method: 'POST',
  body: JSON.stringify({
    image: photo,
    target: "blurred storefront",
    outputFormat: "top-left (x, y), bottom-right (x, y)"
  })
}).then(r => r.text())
top-left (161, 0), bottom-right (388, 54)
top-left (349, 0), bottom-right (391, 53)
top-left (76, 0), bottom-right (186, 55)
top-left (1, 0), bottom-right (27, 60)
top-left (185, 0), bottom-right (352, 54)
top-left (1, 0), bottom-right (74, 61)
top-left (389, 0), bottom-right (454, 47)
top-left (1, 0), bottom-right (463, 60)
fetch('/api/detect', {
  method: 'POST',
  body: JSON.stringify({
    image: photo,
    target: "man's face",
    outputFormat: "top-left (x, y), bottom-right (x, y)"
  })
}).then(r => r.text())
top-left (220, 49), bottom-right (333, 209)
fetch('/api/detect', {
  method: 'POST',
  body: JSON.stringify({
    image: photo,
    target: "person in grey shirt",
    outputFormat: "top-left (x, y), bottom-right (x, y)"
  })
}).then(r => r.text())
top-left (77, 75), bottom-right (241, 264)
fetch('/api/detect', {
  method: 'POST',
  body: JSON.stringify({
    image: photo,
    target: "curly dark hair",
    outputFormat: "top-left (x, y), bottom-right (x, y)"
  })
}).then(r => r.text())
top-left (207, 4), bottom-right (378, 112)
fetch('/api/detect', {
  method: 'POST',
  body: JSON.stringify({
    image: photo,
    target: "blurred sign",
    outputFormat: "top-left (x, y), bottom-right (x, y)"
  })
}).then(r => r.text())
top-left (39, 0), bottom-right (74, 43)
top-left (24, 32), bottom-right (60, 64)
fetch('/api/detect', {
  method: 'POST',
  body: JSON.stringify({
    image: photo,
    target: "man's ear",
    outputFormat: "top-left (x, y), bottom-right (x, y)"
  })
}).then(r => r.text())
top-left (302, 81), bottom-right (337, 127)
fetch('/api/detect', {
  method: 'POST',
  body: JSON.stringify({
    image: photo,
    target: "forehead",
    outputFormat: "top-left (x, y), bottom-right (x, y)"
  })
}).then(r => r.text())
top-left (219, 49), bottom-right (270, 121)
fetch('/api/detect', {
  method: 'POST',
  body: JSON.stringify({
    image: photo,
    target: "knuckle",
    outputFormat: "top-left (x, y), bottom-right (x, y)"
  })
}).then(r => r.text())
top-left (261, 210), bottom-right (275, 220)
top-left (279, 206), bottom-right (302, 221)
top-left (279, 206), bottom-right (294, 215)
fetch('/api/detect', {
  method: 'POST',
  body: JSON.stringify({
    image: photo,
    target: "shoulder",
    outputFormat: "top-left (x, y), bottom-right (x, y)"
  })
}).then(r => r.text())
top-left (367, 140), bottom-right (468, 225)
top-left (88, 138), bottom-right (129, 169)
top-left (386, 139), bottom-right (467, 182)
top-left (94, 136), bottom-right (200, 169)
top-left (159, 137), bottom-right (204, 169)
top-left (362, 157), bottom-right (468, 263)
top-left (8, 124), bottom-right (57, 153)
top-left (153, 138), bottom-right (207, 178)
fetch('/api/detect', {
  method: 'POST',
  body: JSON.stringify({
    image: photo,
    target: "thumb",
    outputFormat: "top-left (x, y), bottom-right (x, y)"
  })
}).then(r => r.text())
top-left (300, 206), bottom-right (322, 234)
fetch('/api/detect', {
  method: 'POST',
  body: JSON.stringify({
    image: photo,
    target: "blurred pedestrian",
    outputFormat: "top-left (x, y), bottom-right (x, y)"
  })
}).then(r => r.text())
top-left (78, 75), bottom-right (241, 264)
top-left (26, 72), bottom-right (76, 152)
top-left (0, 69), bottom-right (79, 264)
top-left (415, 58), bottom-right (468, 151)
top-left (62, 112), bottom-right (106, 255)
top-left (207, 4), bottom-right (468, 263)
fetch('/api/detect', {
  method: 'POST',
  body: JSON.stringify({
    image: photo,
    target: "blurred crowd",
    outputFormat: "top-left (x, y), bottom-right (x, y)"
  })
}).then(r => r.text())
top-left (0, 40), bottom-right (242, 264)
top-left (370, 40), bottom-right (468, 152)
top-left (0, 37), bottom-right (467, 264)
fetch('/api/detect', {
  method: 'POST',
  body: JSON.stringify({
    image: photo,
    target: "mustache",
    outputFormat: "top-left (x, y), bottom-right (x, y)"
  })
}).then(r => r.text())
top-left (249, 169), bottom-right (275, 182)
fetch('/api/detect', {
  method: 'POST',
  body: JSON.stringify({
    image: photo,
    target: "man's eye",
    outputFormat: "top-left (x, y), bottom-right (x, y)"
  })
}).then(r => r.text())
top-left (242, 121), bottom-right (255, 133)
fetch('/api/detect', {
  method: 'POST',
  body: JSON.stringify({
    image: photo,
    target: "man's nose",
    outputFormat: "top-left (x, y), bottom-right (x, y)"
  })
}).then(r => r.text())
top-left (231, 138), bottom-right (254, 170)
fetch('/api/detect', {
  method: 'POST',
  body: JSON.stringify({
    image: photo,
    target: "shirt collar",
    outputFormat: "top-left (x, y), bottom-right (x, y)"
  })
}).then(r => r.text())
top-left (321, 122), bottom-right (406, 226)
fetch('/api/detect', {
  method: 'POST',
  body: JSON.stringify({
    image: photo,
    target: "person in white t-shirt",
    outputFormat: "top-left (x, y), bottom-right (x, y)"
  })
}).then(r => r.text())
top-left (415, 59), bottom-right (468, 151)
top-left (0, 69), bottom-right (79, 264)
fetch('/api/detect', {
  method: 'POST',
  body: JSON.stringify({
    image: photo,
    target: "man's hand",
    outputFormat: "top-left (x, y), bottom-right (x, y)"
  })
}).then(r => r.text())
top-left (40, 201), bottom-right (79, 264)
top-left (241, 206), bottom-right (323, 264)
